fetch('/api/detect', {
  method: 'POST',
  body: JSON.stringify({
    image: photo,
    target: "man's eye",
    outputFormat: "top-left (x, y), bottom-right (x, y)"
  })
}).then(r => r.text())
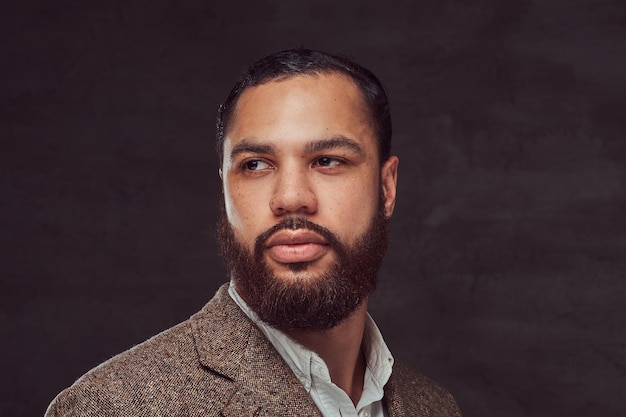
top-left (243, 160), bottom-right (271, 171)
top-left (314, 157), bottom-right (342, 167)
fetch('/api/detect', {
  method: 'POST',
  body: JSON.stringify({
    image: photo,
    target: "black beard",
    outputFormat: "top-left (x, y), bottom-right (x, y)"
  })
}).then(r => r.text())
top-left (217, 197), bottom-right (389, 331)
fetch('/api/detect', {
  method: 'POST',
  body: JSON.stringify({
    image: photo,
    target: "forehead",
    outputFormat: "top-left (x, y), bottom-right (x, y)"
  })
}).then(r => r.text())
top-left (225, 73), bottom-right (376, 152)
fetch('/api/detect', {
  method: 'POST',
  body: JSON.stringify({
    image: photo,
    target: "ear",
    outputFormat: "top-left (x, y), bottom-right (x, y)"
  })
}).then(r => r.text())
top-left (381, 156), bottom-right (399, 218)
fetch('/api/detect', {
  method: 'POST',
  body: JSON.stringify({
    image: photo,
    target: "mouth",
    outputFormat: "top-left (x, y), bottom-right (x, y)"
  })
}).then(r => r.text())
top-left (264, 229), bottom-right (330, 264)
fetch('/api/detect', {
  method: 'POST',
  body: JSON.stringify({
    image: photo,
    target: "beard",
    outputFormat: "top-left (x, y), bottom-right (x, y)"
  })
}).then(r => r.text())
top-left (217, 196), bottom-right (389, 332)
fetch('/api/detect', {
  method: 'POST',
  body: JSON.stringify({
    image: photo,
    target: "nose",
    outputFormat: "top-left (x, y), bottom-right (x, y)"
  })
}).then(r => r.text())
top-left (269, 167), bottom-right (317, 216)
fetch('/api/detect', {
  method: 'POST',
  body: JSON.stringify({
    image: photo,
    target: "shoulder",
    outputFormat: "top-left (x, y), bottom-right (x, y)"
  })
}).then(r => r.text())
top-left (45, 321), bottom-right (223, 416)
top-left (46, 285), bottom-right (242, 416)
top-left (386, 361), bottom-right (462, 417)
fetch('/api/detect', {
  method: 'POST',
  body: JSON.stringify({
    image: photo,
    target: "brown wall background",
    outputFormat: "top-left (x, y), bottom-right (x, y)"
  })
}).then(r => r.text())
top-left (1, 1), bottom-right (625, 416)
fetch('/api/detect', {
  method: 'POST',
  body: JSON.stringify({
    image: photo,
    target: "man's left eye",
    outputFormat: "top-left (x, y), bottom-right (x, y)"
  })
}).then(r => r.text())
top-left (314, 157), bottom-right (341, 167)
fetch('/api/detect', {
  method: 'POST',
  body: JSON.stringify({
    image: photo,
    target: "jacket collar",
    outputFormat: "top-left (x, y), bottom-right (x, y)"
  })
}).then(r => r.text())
top-left (189, 284), bottom-right (323, 417)
top-left (188, 284), bottom-right (416, 417)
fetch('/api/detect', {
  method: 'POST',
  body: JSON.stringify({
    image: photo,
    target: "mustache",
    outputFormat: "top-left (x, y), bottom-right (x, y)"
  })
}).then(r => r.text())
top-left (254, 217), bottom-right (342, 253)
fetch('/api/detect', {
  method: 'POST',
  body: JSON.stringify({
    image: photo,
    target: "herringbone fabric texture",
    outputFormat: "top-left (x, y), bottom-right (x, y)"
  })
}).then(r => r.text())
top-left (46, 284), bottom-right (461, 416)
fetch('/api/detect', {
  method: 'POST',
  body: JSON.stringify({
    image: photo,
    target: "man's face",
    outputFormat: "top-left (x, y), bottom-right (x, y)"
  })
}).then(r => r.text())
top-left (219, 73), bottom-right (398, 330)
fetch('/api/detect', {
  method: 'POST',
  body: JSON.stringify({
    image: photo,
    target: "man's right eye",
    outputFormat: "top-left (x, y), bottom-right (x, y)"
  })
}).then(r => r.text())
top-left (243, 160), bottom-right (271, 171)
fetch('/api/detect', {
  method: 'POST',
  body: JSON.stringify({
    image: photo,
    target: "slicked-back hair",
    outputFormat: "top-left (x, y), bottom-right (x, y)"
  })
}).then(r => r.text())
top-left (216, 48), bottom-right (392, 165)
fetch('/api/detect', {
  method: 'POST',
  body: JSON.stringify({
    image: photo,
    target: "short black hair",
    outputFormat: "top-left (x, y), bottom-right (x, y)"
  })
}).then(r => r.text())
top-left (216, 48), bottom-right (392, 165)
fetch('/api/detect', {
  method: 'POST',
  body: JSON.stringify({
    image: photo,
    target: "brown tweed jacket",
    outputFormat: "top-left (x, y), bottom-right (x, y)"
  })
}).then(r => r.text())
top-left (46, 284), bottom-right (461, 416)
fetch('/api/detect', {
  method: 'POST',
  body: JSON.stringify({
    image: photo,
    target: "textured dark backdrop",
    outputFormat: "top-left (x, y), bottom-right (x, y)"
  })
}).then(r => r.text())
top-left (1, 1), bottom-right (625, 416)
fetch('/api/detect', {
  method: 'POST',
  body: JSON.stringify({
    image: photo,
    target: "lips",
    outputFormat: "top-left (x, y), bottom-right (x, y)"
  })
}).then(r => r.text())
top-left (264, 229), bottom-right (329, 264)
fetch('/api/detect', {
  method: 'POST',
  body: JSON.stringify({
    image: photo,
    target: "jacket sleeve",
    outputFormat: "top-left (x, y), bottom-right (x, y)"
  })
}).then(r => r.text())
top-left (45, 383), bottom-right (121, 417)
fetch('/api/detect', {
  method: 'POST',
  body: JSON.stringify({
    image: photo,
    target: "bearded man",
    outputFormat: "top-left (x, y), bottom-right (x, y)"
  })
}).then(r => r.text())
top-left (46, 48), bottom-right (461, 417)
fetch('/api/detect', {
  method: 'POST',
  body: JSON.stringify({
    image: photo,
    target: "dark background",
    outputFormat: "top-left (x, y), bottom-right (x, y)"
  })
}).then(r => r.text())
top-left (2, 1), bottom-right (625, 416)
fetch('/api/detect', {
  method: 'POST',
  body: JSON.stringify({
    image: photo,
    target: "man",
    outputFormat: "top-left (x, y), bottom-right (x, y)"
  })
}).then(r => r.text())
top-left (46, 48), bottom-right (460, 417)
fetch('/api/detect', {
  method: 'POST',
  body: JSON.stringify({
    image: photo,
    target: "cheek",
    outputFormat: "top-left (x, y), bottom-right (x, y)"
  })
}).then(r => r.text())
top-left (319, 174), bottom-right (380, 238)
top-left (223, 179), bottom-right (249, 225)
top-left (346, 170), bottom-right (380, 207)
top-left (224, 191), bottom-right (252, 230)
top-left (223, 181), bottom-right (271, 244)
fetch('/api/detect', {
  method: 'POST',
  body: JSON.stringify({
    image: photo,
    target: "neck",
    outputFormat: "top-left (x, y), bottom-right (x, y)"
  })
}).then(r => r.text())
top-left (286, 301), bottom-right (369, 406)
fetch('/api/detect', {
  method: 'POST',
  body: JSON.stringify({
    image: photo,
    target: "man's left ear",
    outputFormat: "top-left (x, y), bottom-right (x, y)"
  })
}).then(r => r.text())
top-left (381, 156), bottom-right (399, 218)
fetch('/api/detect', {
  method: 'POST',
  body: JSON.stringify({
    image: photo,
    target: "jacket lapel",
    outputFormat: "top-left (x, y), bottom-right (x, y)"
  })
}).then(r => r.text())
top-left (190, 284), bottom-right (323, 417)
top-left (384, 372), bottom-right (405, 417)
top-left (383, 363), bottom-right (462, 417)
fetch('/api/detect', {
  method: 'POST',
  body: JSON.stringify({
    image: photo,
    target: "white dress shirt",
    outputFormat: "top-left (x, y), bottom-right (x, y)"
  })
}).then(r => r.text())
top-left (229, 283), bottom-right (394, 417)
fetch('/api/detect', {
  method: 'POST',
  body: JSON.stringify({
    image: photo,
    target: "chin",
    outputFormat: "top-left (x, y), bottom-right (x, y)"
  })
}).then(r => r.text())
top-left (271, 254), bottom-right (337, 276)
top-left (272, 268), bottom-right (326, 285)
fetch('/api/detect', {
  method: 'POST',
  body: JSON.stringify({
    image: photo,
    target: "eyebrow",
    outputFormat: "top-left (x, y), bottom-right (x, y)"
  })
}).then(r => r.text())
top-left (229, 139), bottom-right (276, 162)
top-left (229, 135), bottom-right (365, 162)
top-left (305, 136), bottom-right (365, 156)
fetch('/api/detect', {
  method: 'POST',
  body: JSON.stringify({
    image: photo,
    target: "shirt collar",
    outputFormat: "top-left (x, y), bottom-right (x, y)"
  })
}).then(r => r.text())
top-left (228, 281), bottom-right (394, 405)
